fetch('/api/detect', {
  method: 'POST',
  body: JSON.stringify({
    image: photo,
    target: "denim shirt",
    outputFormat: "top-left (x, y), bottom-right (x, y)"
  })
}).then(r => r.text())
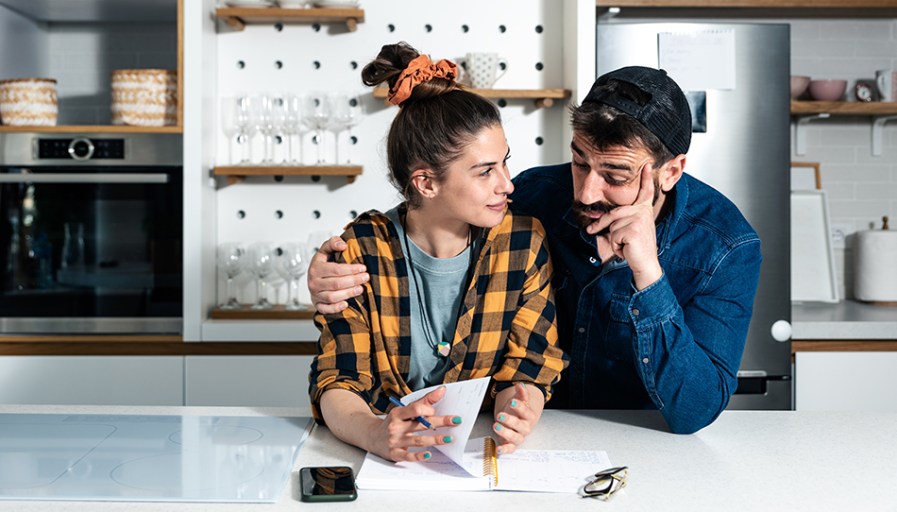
top-left (510, 163), bottom-right (762, 434)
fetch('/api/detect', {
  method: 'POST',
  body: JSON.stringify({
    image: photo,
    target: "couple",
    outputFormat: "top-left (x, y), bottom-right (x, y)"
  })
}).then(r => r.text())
top-left (308, 42), bottom-right (762, 463)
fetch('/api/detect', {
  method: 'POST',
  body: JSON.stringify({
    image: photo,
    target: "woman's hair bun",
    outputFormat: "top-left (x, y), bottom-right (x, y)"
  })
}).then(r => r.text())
top-left (361, 41), bottom-right (456, 105)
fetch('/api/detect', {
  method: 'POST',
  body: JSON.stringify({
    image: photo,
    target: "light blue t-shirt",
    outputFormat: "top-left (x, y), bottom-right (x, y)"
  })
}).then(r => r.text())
top-left (386, 207), bottom-right (470, 390)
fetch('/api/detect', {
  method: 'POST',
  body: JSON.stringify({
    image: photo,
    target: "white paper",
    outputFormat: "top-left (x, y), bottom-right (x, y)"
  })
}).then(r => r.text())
top-left (401, 376), bottom-right (490, 467)
top-left (658, 30), bottom-right (736, 91)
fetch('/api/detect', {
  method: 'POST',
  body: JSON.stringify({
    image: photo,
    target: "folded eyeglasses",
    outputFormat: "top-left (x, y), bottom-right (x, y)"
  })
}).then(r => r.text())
top-left (581, 466), bottom-right (628, 500)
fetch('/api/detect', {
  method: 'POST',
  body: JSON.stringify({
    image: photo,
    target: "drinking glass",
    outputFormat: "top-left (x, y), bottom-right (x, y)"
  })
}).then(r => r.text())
top-left (247, 241), bottom-right (276, 310)
top-left (275, 242), bottom-right (312, 310)
top-left (258, 95), bottom-right (278, 164)
top-left (282, 93), bottom-right (302, 164)
top-left (301, 93), bottom-right (331, 165)
top-left (236, 95), bottom-right (259, 164)
top-left (217, 242), bottom-right (246, 309)
top-left (327, 93), bottom-right (365, 164)
top-left (220, 97), bottom-right (239, 165)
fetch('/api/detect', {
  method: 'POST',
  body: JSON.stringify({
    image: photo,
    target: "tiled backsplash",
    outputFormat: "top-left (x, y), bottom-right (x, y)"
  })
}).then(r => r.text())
top-left (789, 18), bottom-right (897, 299)
top-left (46, 22), bottom-right (177, 125)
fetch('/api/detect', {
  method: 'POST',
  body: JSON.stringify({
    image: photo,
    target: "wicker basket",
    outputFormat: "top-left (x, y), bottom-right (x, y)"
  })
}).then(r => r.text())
top-left (0, 78), bottom-right (58, 126)
top-left (110, 69), bottom-right (177, 126)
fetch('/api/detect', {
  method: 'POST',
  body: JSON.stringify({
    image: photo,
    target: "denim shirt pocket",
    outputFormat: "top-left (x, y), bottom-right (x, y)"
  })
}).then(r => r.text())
top-left (604, 293), bottom-right (635, 363)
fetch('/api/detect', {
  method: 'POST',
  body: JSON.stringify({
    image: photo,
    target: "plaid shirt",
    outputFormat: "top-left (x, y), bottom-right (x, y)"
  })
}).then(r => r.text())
top-left (310, 208), bottom-right (568, 423)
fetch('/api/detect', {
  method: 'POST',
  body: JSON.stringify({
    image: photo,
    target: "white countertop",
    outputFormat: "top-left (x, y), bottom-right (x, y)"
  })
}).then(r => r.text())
top-left (792, 299), bottom-right (897, 340)
top-left (1, 405), bottom-right (895, 512)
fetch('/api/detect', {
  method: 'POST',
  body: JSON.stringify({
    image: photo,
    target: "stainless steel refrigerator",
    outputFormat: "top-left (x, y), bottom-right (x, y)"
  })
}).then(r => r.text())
top-left (597, 22), bottom-right (792, 409)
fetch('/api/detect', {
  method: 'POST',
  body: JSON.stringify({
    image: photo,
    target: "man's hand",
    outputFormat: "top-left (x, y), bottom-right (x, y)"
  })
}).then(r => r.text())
top-left (307, 236), bottom-right (369, 314)
top-left (587, 164), bottom-right (663, 290)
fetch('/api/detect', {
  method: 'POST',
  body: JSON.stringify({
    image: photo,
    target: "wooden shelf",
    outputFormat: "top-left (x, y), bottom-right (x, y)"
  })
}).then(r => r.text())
top-left (372, 87), bottom-right (571, 108)
top-left (215, 7), bottom-right (364, 32)
top-left (0, 125), bottom-right (183, 134)
top-left (209, 304), bottom-right (315, 320)
top-left (213, 164), bottom-right (363, 185)
top-left (790, 101), bottom-right (897, 116)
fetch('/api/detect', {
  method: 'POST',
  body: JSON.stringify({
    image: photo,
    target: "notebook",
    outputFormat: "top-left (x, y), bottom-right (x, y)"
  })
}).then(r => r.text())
top-left (355, 378), bottom-right (612, 493)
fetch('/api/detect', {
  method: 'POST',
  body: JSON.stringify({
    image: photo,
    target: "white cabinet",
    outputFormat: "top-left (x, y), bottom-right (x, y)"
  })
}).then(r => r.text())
top-left (0, 356), bottom-right (183, 405)
top-left (185, 356), bottom-right (313, 408)
top-left (795, 351), bottom-right (897, 411)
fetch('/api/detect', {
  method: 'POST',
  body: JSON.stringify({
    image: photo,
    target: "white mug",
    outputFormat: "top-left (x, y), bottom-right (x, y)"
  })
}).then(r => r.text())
top-left (875, 69), bottom-right (897, 102)
top-left (459, 53), bottom-right (508, 89)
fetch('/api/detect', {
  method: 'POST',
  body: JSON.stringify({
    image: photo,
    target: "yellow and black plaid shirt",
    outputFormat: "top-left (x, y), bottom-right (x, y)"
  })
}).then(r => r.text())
top-left (310, 208), bottom-right (568, 423)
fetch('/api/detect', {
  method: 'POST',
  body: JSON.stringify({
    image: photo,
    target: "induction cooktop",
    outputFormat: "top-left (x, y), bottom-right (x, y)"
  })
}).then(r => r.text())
top-left (0, 413), bottom-right (313, 503)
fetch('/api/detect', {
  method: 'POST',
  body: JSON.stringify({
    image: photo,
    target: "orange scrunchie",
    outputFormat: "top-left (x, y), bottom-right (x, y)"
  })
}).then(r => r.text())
top-left (387, 54), bottom-right (459, 106)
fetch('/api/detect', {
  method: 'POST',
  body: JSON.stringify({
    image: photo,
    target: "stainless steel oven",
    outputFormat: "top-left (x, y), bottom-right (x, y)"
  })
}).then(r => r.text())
top-left (0, 132), bottom-right (182, 334)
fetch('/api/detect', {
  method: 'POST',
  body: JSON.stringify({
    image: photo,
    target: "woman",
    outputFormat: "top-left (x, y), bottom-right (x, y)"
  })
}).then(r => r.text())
top-left (310, 42), bottom-right (567, 463)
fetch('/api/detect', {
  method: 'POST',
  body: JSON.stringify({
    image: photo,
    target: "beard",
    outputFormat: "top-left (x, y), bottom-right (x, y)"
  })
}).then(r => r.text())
top-left (572, 174), bottom-right (663, 232)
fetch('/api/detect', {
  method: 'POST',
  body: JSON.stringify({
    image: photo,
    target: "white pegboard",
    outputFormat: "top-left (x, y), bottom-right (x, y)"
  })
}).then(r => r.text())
top-left (206, 0), bottom-right (579, 318)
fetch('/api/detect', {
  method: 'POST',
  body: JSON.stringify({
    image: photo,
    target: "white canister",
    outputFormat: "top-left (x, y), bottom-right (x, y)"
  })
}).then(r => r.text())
top-left (111, 69), bottom-right (177, 126)
top-left (854, 217), bottom-right (897, 303)
top-left (0, 78), bottom-right (58, 126)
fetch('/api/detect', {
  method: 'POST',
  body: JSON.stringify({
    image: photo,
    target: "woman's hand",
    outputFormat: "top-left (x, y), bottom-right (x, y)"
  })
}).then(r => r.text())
top-left (366, 386), bottom-right (462, 462)
top-left (491, 382), bottom-right (545, 455)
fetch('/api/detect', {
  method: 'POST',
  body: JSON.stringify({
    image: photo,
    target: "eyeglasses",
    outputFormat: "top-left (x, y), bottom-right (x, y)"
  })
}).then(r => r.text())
top-left (581, 466), bottom-right (628, 500)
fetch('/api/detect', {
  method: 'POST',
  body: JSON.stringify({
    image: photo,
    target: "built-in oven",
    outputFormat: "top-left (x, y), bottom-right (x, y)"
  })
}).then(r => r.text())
top-left (0, 132), bottom-right (182, 334)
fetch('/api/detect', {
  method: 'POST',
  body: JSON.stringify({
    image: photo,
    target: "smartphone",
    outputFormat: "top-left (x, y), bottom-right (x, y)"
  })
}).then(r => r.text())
top-left (299, 466), bottom-right (358, 502)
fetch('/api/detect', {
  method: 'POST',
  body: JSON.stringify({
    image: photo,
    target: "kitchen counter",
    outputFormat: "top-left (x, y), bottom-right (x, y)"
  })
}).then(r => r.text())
top-left (792, 299), bottom-right (897, 340)
top-left (1, 405), bottom-right (896, 511)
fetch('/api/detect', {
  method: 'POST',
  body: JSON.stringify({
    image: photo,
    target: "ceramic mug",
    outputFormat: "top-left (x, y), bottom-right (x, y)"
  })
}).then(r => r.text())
top-left (459, 53), bottom-right (508, 89)
top-left (875, 69), bottom-right (897, 102)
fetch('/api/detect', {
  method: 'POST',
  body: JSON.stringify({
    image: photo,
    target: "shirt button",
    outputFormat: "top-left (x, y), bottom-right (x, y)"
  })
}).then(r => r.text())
top-left (642, 357), bottom-right (650, 364)
top-left (578, 327), bottom-right (585, 334)
top-left (589, 256), bottom-right (597, 264)
top-left (632, 308), bottom-right (640, 316)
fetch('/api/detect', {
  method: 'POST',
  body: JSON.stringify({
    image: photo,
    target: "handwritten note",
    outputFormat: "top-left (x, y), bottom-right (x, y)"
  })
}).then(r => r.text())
top-left (658, 30), bottom-right (736, 91)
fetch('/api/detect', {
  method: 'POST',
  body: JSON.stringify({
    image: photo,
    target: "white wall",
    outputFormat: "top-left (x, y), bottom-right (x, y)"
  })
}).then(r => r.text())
top-left (0, 6), bottom-right (47, 82)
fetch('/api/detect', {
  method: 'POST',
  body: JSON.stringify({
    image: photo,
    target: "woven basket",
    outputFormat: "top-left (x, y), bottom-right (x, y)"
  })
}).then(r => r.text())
top-left (111, 69), bottom-right (177, 126)
top-left (0, 78), bottom-right (58, 126)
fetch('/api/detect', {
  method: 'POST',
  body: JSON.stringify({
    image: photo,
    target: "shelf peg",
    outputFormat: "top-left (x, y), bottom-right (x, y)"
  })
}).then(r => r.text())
top-left (871, 115), bottom-right (897, 157)
top-left (793, 113), bottom-right (830, 156)
top-left (599, 7), bottom-right (621, 20)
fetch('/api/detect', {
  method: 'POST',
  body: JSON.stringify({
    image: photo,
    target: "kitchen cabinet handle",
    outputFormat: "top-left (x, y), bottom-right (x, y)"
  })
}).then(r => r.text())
top-left (0, 173), bottom-right (169, 184)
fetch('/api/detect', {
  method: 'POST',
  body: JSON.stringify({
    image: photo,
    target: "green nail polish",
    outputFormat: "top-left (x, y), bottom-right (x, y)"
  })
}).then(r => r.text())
top-left (511, 399), bottom-right (518, 408)
top-left (452, 416), bottom-right (462, 425)
top-left (443, 435), bottom-right (452, 443)
top-left (494, 424), bottom-right (502, 431)
top-left (498, 414), bottom-right (506, 422)
top-left (423, 452), bottom-right (431, 459)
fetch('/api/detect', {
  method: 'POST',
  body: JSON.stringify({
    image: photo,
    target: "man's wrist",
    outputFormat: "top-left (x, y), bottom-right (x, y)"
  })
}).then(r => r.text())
top-left (632, 263), bottom-right (663, 290)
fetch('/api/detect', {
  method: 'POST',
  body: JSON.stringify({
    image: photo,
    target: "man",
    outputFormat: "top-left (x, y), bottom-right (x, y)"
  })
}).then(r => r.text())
top-left (308, 66), bottom-right (762, 434)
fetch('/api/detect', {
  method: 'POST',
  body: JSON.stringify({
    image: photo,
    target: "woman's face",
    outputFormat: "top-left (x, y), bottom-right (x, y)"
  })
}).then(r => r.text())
top-left (430, 124), bottom-right (514, 229)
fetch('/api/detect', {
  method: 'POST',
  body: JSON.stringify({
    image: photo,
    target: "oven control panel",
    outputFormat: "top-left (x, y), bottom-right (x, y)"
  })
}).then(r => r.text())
top-left (37, 138), bottom-right (125, 160)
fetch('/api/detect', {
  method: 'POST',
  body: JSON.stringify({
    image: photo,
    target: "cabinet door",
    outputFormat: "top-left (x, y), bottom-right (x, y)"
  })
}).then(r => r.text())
top-left (795, 352), bottom-right (897, 411)
top-left (0, 356), bottom-right (184, 405)
top-left (185, 356), bottom-right (313, 408)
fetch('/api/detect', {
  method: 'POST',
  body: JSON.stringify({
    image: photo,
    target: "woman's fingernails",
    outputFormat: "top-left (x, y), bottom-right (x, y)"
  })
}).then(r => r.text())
top-left (423, 452), bottom-right (431, 459)
top-left (498, 414), bottom-right (506, 422)
top-left (451, 416), bottom-right (462, 424)
top-left (494, 424), bottom-right (502, 432)
top-left (442, 435), bottom-right (453, 443)
top-left (510, 399), bottom-right (518, 408)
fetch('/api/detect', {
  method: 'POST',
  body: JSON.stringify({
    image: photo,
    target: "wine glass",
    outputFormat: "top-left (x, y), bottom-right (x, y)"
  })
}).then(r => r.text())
top-left (247, 241), bottom-right (276, 310)
top-left (220, 97), bottom-right (239, 165)
top-left (301, 93), bottom-right (331, 164)
top-left (327, 93), bottom-right (365, 164)
top-left (236, 95), bottom-right (259, 164)
top-left (217, 242), bottom-right (246, 309)
top-left (258, 95), bottom-right (279, 164)
top-left (275, 242), bottom-right (312, 310)
top-left (282, 93), bottom-right (302, 164)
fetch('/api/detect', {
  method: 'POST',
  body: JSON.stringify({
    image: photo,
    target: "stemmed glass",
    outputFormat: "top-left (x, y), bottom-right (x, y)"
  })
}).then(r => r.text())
top-left (327, 93), bottom-right (365, 164)
top-left (220, 97), bottom-right (239, 165)
top-left (275, 242), bottom-right (312, 310)
top-left (236, 95), bottom-right (258, 164)
top-left (282, 93), bottom-right (303, 164)
top-left (301, 93), bottom-right (331, 165)
top-left (217, 242), bottom-right (246, 309)
top-left (258, 95), bottom-right (279, 164)
top-left (247, 241), bottom-right (276, 310)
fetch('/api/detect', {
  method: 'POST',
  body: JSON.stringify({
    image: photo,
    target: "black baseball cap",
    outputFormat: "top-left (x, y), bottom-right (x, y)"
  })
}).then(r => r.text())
top-left (582, 66), bottom-right (691, 156)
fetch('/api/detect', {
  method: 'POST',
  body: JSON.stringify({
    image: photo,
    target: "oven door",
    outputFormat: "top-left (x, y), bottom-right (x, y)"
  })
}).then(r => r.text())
top-left (0, 166), bottom-right (182, 334)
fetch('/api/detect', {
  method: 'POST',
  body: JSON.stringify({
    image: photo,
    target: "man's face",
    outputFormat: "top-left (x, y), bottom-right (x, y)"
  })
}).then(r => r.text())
top-left (569, 132), bottom-right (662, 231)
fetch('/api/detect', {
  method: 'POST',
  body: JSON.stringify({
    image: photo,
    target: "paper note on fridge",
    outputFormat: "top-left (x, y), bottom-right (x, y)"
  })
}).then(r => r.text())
top-left (658, 29), bottom-right (736, 91)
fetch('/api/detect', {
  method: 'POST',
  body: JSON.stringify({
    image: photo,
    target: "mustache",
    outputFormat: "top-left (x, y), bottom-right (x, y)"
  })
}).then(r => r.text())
top-left (573, 201), bottom-right (616, 215)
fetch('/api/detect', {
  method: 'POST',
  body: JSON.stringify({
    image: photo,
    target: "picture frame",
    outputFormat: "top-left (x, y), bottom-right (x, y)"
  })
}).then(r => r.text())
top-left (790, 189), bottom-right (839, 303)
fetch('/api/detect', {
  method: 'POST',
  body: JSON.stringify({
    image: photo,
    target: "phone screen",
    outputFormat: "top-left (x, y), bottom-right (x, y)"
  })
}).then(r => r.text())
top-left (299, 466), bottom-right (358, 502)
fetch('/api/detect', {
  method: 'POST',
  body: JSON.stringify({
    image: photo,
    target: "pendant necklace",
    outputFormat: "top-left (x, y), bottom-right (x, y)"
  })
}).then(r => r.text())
top-left (402, 216), bottom-right (471, 359)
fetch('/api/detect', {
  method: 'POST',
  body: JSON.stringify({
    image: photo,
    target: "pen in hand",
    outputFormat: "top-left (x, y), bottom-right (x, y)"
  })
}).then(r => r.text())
top-left (388, 395), bottom-right (435, 430)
